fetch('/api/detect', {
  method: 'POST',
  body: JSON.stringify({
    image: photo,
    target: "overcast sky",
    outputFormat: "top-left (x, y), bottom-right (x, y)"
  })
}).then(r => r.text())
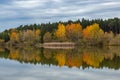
top-left (0, 0), bottom-right (120, 32)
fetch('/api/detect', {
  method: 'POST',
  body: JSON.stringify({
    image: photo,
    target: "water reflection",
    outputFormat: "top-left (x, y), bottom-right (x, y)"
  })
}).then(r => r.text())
top-left (0, 47), bottom-right (120, 70)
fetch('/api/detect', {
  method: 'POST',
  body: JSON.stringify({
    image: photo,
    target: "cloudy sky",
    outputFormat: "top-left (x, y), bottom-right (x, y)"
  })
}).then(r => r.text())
top-left (0, 59), bottom-right (120, 80)
top-left (0, 0), bottom-right (120, 32)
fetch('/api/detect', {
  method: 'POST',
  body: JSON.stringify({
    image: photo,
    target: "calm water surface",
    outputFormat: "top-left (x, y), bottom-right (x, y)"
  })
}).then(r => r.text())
top-left (0, 47), bottom-right (120, 80)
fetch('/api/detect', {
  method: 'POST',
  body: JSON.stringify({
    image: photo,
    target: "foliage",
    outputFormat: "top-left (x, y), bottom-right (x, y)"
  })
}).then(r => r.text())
top-left (54, 23), bottom-right (66, 42)
top-left (83, 23), bottom-right (104, 45)
top-left (109, 34), bottom-right (120, 45)
top-left (0, 17), bottom-right (120, 45)
top-left (43, 32), bottom-right (52, 42)
top-left (9, 29), bottom-right (19, 43)
top-left (66, 23), bottom-right (82, 41)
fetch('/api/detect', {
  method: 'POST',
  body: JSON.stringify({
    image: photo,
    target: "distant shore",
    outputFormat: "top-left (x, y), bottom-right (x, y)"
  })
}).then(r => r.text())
top-left (0, 42), bottom-right (75, 49)
top-left (1, 41), bottom-right (120, 49)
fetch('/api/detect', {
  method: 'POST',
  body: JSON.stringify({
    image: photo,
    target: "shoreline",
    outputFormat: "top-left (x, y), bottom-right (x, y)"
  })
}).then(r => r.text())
top-left (1, 42), bottom-right (120, 49)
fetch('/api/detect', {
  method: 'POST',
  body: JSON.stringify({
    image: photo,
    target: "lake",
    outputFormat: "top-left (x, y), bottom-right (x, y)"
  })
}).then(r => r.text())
top-left (0, 46), bottom-right (120, 80)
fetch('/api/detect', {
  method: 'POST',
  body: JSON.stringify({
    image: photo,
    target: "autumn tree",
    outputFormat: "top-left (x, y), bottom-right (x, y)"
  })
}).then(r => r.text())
top-left (103, 31), bottom-right (114, 45)
top-left (24, 30), bottom-right (36, 44)
top-left (35, 29), bottom-right (41, 42)
top-left (43, 32), bottom-right (52, 42)
top-left (18, 29), bottom-right (41, 44)
top-left (83, 23), bottom-right (104, 45)
top-left (109, 34), bottom-right (120, 45)
top-left (9, 29), bottom-right (20, 45)
top-left (19, 31), bottom-right (25, 42)
top-left (54, 23), bottom-right (66, 42)
top-left (66, 23), bottom-right (82, 41)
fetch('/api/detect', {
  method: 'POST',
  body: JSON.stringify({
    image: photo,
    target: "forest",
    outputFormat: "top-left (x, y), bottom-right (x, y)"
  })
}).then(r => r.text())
top-left (0, 17), bottom-right (120, 46)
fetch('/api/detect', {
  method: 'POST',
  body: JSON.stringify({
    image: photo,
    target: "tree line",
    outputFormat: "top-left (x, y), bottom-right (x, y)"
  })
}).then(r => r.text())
top-left (0, 17), bottom-right (120, 46)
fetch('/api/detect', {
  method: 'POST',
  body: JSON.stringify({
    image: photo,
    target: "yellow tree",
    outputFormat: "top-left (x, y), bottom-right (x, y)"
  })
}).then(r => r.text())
top-left (24, 30), bottom-right (35, 44)
top-left (83, 26), bottom-right (91, 39)
top-left (9, 29), bottom-right (19, 43)
top-left (83, 23), bottom-right (104, 45)
top-left (54, 23), bottom-right (66, 41)
top-left (35, 29), bottom-right (41, 42)
top-left (66, 23), bottom-right (82, 41)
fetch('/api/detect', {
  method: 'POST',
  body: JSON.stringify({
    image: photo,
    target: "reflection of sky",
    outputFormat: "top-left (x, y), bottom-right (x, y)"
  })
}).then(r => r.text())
top-left (0, 0), bottom-right (120, 32)
top-left (0, 59), bottom-right (120, 80)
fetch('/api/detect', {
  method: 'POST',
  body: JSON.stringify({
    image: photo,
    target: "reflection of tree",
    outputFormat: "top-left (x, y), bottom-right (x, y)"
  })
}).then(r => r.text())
top-left (9, 48), bottom-right (19, 60)
top-left (54, 53), bottom-right (66, 67)
top-left (83, 52), bottom-right (104, 67)
top-left (0, 47), bottom-right (120, 70)
top-left (66, 53), bottom-right (82, 68)
top-left (43, 49), bottom-right (52, 59)
top-left (100, 56), bottom-right (120, 70)
top-left (0, 47), bottom-right (9, 59)
top-left (8, 47), bottom-right (41, 64)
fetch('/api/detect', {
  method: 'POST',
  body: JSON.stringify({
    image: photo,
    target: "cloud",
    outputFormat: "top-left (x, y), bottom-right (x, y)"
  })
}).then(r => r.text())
top-left (11, 0), bottom-right (46, 8)
top-left (0, 59), bottom-right (120, 80)
top-left (0, 0), bottom-right (120, 32)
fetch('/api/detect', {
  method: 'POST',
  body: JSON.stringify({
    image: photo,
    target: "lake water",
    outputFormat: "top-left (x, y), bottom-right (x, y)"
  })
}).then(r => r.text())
top-left (0, 47), bottom-right (120, 80)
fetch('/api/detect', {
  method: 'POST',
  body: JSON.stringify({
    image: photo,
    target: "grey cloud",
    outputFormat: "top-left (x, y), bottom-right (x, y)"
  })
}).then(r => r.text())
top-left (0, 0), bottom-right (120, 32)
top-left (0, 59), bottom-right (120, 80)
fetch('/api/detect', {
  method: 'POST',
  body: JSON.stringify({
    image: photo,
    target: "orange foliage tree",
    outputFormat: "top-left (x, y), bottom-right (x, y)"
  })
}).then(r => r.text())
top-left (35, 29), bottom-right (41, 42)
top-left (9, 29), bottom-right (19, 43)
top-left (66, 23), bottom-right (82, 41)
top-left (83, 23), bottom-right (104, 45)
top-left (83, 52), bottom-right (104, 67)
